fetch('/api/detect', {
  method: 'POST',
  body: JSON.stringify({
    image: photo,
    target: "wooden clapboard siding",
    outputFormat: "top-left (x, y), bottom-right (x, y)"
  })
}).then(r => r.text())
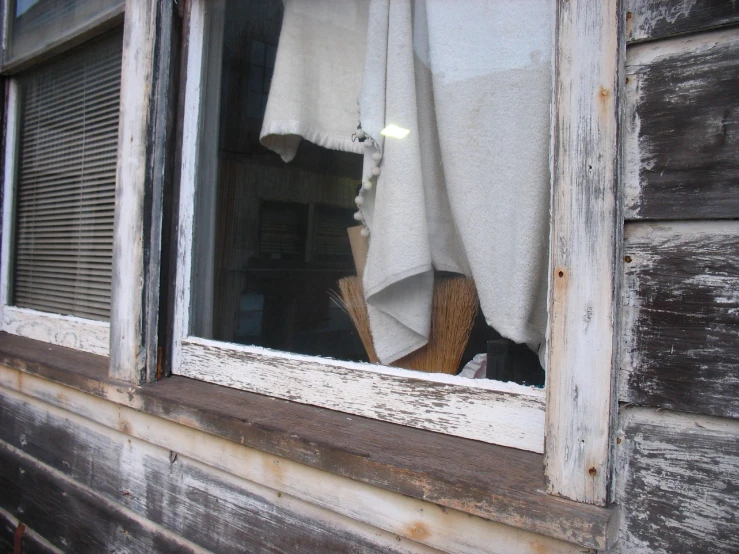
top-left (626, 0), bottom-right (739, 43)
top-left (623, 28), bottom-right (739, 220)
top-left (620, 221), bottom-right (739, 418)
top-left (0, 335), bottom-right (616, 551)
top-left (616, 11), bottom-right (739, 554)
top-left (0, 508), bottom-right (59, 554)
top-left (616, 407), bottom-right (739, 553)
top-left (0, 375), bottom-right (592, 554)
top-left (0, 443), bottom-right (204, 554)
top-left (0, 392), bottom-right (424, 554)
top-left (0, 516), bottom-right (13, 554)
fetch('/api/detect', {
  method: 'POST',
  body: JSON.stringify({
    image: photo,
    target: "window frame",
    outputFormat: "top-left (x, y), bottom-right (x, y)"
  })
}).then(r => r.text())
top-left (171, 0), bottom-right (548, 454)
top-left (170, 0), bottom-right (623, 506)
top-left (0, 10), bottom-right (125, 357)
top-left (0, 0), bottom-right (622, 507)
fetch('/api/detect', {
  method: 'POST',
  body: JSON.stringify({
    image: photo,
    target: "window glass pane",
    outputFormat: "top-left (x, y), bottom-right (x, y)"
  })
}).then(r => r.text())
top-left (191, 0), bottom-right (551, 384)
top-left (6, 0), bottom-right (123, 64)
top-left (12, 31), bottom-right (122, 321)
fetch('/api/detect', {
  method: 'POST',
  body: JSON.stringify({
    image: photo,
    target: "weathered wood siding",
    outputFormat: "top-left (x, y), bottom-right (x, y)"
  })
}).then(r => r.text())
top-left (0, 361), bottom-right (590, 554)
top-left (0, 507), bottom-right (57, 554)
top-left (617, 7), bottom-right (739, 553)
top-left (0, 391), bottom-right (422, 553)
top-left (623, 27), bottom-right (739, 220)
top-left (626, 0), bottom-right (739, 43)
top-left (615, 408), bottom-right (739, 553)
top-left (620, 221), bottom-right (739, 418)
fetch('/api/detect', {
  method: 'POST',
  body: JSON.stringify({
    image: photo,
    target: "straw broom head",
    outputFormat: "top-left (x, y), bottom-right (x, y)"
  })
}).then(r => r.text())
top-left (334, 276), bottom-right (478, 374)
top-left (332, 276), bottom-right (379, 363)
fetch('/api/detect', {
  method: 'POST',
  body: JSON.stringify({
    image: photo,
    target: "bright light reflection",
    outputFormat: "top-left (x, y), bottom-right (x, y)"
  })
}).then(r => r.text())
top-left (380, 124), bottom-right (410, 139)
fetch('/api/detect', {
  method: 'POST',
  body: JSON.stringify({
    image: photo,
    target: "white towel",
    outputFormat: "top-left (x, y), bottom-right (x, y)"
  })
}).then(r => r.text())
top-left (260, 0), bottom-right (369, 162)
top-left (361, 0), bottom-right (554, 364)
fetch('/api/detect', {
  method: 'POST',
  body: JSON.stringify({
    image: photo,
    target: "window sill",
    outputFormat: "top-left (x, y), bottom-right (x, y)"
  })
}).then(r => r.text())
top-left (0, 333), bottom-right (616, 550)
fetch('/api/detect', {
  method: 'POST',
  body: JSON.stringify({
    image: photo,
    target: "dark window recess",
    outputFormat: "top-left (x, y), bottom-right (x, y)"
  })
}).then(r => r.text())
top-left (210, 0), bottom-right (366, 361)
top-left (258, 201), bottom-right (308, 261)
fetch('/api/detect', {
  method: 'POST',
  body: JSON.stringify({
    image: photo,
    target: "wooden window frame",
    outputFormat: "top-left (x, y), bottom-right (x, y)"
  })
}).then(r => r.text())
top-left (0, 0), bottom-right (175, 374)
top-left (0, 8), bottom-right (125, 358)
top-left (171, 0), bottom-right (546, 453)
top-left (164, 0), bottom-right (623, 506)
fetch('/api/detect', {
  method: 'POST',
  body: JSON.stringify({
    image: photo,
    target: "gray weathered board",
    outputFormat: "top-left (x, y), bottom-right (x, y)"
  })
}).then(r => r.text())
top-left (616, 408), bottom-right (739, 554)
top-left (0, 510), bottom-right (56, 554)
top-left (0, 333), bottom-right (616, 551)
top-left (626, 0), bottom-right (739, 43)
top-left (620, 221), bottom-right (739, 418)
top-left (0, 445), bottom-right (203, 554)
top-left (0, 391), bottom-right (426, 554)
top-left (624, 28), bottom-right (739, 220)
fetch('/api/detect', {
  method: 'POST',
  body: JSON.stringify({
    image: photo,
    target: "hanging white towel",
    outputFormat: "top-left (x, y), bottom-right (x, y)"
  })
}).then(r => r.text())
top-left (260, 0), bottom-right (369, 162)
top-left (361, 0), bottom-right (554, 364)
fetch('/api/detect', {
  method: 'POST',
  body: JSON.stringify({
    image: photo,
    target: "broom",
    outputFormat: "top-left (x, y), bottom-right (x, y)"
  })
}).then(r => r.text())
top-left (333, 275), bottom-right (478, 374)
top-left (332, 276), bottom-right (379, 364)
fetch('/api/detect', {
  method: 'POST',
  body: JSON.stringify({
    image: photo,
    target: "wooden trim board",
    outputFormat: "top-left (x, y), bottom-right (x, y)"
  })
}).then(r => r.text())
top-left (110, 0), bottom-right (179, 383)
top-left (545, 0), bottom-right (623, 505)
top-left (0, 79), bottom-right (19, 323)
top-left (180, 337), bottom-right (546, 452)
top-left (2, 307), bottom-right (109, 357)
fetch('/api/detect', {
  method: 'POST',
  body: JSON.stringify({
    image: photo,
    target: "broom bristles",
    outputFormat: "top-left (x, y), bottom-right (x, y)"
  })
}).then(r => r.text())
top-left (333, 277), bottom-right (379, 363)
top-left (334, 276), bottom-right (478, 374)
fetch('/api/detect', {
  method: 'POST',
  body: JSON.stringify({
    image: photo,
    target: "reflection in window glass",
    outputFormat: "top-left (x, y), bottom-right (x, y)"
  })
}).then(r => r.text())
top-left (193, 0), bottom-right (551, 385)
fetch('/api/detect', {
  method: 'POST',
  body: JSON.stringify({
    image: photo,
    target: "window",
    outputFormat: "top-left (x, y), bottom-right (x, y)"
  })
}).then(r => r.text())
top-left (173, 0), bottom-right (556, 453)
top-left (0, 0), bottom-right (621, 506)
top-left (0, 7), bottom-right (123, 356)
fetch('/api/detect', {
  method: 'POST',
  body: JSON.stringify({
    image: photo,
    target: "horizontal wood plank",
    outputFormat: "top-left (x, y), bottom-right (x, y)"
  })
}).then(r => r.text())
top-left (616, 407), bottom-right (739, 553)
top-left (620, 221), bottom-right (739, 418)
top-left (0, 393), bottom-right (423, 554)
top-left (0, 333), bottom-right (617, 550)
top-left (1, 306), bottom-right (110, 356)
top-left (0, 507), bottom-right (60, 554)
top-left (0, 381), bottom-right (586, 554)
top-left (0, 441), bottom-right (203, 554)
top-left (179, 337), bottom-right (545, 452)
top-left (626, 0), bottom-right (739, 43)
top-left (624, 28), bottom-right (739, 220)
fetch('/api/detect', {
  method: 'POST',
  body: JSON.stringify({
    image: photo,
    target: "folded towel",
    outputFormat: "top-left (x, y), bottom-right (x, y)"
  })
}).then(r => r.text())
top-left (260, 0), bottom-right (369, 162)
top-left (361, 0), bottom-right (554, 364)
